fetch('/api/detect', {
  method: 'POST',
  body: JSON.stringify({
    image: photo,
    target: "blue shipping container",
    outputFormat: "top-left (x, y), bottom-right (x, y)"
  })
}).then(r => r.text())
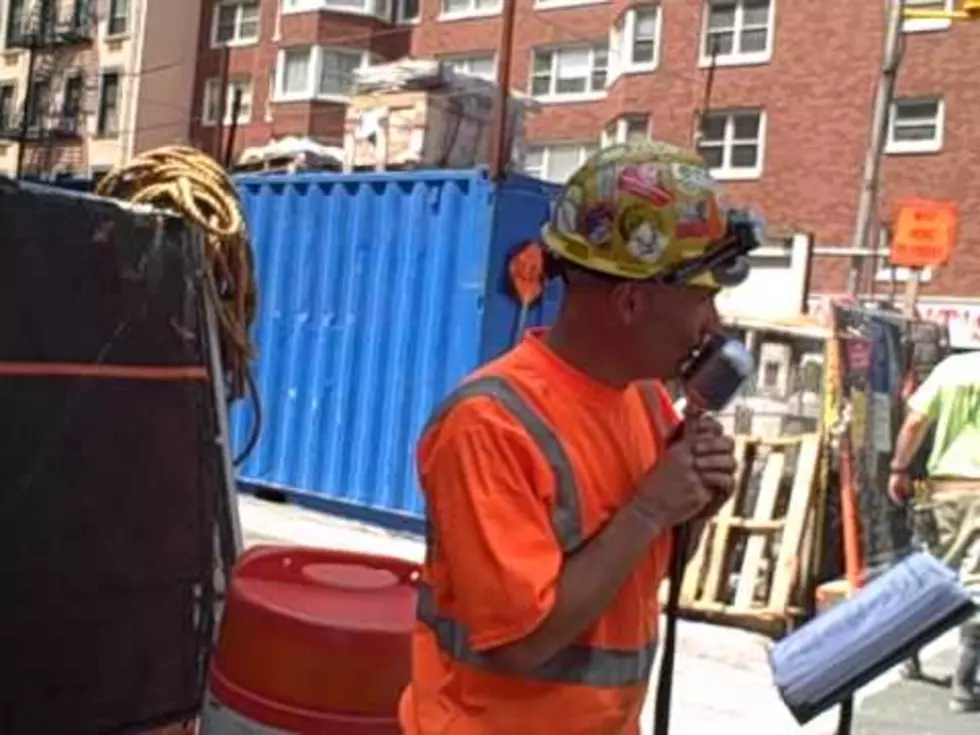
top-left (230, 168), bottom-right (563, 531)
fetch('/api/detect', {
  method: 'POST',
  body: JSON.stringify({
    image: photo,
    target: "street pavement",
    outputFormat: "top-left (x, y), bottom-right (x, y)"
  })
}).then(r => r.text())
top-left (238, 496), bottom-right (978, 734)
top-left (853, 647), bottom-right (979, 734)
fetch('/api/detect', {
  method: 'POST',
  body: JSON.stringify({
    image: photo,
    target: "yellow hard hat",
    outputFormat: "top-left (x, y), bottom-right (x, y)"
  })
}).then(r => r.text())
top-left (541, 140), bottom-right (750, 289)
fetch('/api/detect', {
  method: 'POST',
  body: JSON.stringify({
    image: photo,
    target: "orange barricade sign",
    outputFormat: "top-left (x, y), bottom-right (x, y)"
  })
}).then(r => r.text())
top-left (890, 198), bottom-right (957, 268)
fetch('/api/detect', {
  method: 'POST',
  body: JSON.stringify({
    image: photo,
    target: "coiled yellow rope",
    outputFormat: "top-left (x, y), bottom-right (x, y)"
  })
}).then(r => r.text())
top-left (96, 145), bottom-right (258, 399)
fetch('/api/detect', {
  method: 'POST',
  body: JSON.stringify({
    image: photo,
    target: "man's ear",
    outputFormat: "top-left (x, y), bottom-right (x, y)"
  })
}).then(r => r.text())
top-left (609, 282), bottom-right (641, 325)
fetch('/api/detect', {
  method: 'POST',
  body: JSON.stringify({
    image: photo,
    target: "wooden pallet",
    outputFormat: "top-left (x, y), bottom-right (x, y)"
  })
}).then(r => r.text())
top-left (661, 433), bottom-right (822, 636)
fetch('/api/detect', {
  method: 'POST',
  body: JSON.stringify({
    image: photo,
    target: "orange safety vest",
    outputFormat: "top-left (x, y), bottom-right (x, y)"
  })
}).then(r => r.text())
top-left (400, 334), bottom-right (675, 735)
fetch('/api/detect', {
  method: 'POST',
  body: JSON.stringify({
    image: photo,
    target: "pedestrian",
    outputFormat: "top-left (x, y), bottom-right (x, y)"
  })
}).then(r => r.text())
top-left (889, 348), bottom-right (980, 713)
top-left (398, 142), bottom-right (757, 734)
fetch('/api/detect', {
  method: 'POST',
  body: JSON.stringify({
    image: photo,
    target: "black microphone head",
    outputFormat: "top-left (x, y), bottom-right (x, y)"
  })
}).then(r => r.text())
top-left (680, 335), bottom-right (754, 413)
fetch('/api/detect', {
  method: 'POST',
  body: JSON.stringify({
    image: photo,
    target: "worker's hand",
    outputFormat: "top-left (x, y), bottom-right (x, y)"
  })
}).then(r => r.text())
top-left (888, 472), bottom-right (913, 506)
top-left (686, 414), bottom-right (738, 520)
top-left (629, 428), bottom-right (713, 533)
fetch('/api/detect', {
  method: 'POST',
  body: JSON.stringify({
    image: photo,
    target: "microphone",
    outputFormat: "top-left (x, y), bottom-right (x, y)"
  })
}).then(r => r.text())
top-left (653, 334), bottom-right (754, 735)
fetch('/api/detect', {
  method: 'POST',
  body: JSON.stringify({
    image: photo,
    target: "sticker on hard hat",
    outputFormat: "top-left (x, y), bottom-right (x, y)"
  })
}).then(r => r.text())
top-left (617, 163), bottom-right (674, 206)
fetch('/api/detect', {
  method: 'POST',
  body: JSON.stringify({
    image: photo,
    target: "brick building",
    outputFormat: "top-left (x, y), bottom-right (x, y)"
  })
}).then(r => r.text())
top-left (198, 0), bottom-right (979, 341)
top-left (190, 0), bottom-right (413, 159)
top-left (0, 0), bottom-right (201, 178)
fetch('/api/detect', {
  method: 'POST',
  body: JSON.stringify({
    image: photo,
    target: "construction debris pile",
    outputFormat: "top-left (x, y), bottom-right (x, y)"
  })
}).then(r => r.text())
top-left (342, 58), bottom-right (537, 172)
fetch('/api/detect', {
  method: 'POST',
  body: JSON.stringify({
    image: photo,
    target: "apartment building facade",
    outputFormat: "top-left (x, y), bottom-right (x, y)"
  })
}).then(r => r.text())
top-left (0, 0), bottom-right (202, 178)
top-left (190, 0), bottom-right (413, 160)
top-left (404, 0), bottom-right (980, 308)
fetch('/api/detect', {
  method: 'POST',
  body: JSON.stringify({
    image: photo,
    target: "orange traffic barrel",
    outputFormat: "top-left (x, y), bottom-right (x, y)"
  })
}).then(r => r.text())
top-left (202, 545), bottom-right (420, 734)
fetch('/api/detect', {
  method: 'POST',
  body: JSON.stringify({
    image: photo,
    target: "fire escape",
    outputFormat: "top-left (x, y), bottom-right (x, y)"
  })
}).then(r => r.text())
top-left (0, 0), bottom-right (96, 178)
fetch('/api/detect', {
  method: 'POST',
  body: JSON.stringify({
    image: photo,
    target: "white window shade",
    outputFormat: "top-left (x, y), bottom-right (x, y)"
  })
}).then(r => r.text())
top-left (280, 49), bottom-right (313, 97)
top-left (523, 143), bottom-right (597, 182)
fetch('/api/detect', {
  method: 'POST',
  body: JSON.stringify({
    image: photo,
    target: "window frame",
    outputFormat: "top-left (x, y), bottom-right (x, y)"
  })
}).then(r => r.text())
top-left (610, 3), bottom-right (662, 78)
top-left (107, 0), bottom-right (130, 36)
top-left (601, 114), bottom-right (651, 146)
top-left (5, 0), bottom-right (25, 46)
top-left (439, 0), bottom-right (501, 22)
top-left (523, 142), bottom-right (598, 183)
top-left (273, 45), bottom-right (373, 103)
top-left (885, 96), bottom-right (945, 155)
top-left (533, 0), bottom-right (605, 10)
top-left (696, 108), bottom-right (766, 180)
top-left (874, 263), bottom-right (934, 284)
top-left (211, 0), bottom-right (260, 48)
top-left (395, 0), bottom-right (421, 22)
top-left (0, 82), bottom-right (17, 130)
top-left (202, 76), bottom-right (254, 126)
top-left (901, 0), bottom-right (954, 33)
top-left (530, 43), bottom-right (609, 103)
top-left (282, 0), bottom-right (392, 19)
top-left (96, 69), bottom-right (122, 137)
top-left (699, 0), bottom-right (775, 68)
top-left (61, 73), bottom-right (84, 122)
top-left (442, 52), bottom-right (497, 81)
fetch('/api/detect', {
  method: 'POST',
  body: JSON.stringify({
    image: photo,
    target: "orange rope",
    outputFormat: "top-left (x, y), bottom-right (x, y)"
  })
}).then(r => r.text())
top-left (0, 362), bottom-right (209, 381)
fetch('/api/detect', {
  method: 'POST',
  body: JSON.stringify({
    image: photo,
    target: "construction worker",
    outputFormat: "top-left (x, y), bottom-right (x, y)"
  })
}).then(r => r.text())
top-left (889, 349), bottom-right (980, 713)
top-left (397, 141), bottom-right (760, 734)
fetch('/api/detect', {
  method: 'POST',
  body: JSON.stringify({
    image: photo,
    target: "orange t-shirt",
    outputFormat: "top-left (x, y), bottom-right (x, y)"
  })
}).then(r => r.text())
top-left (399, 329), bottom-right (678, 735)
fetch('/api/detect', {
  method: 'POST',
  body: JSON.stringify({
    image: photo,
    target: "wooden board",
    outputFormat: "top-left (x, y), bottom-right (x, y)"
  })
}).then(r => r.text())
top-left (661, 434), bottom-right (822, 636)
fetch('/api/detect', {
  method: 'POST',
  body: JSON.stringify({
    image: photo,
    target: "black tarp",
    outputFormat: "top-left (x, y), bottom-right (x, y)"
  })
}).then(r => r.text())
top-left (0, 178), bottom-right (221, 733)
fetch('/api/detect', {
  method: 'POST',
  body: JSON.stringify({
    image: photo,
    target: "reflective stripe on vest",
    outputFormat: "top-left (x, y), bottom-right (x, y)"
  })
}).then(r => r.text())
top-left (416, 581), bottom-right (657, 687)
top-left (421, 375), bottom-right (583, 554)
top-left (417, 375), bottom-right (664, 687)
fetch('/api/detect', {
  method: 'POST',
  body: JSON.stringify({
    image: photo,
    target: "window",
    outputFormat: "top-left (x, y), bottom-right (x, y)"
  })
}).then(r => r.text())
top-left (107, 0), bottom-right (130, 35)
top-left (441, 0), bottom-right (500, 19)
top-left (535, 0), bottom-right (604, 8)
top-left (274, 46), bottom-right (372, 101)
top-left (279, 48), bottom-right (313, 98)
top-left (97, 71), bottom-right (120, 136)
top-left (886, 97), bottom-right (944, 154)
top-left (62, 74), bottom-right (83, 121)
top-left (283, 0), bottom-right (392, 19)
top-left (202, 77), bottom-right (253, 125)
top-left (531, 45), bottom-right (608, 101)
top-left (701, 0), bottom-right (773, 66)
top-left (0, 84), bottom-right (15, 130)
top-left (602, 115), bottom-right (649, 146)
top-left (902, 0), bottom-right (953, 33)
top-left (696, 109), bottom-right (765, 179)
top-left (27, 79), bottom-right (50, 130)
top-left (6, 0), bottom-right (25, 45)
top-left (213, 0), bottom-right (260, 46)
top-left (610, 4), bottom-right (661, 76)
top-left (875, 264), bottom-right (934, 284)
top-left (524, 142), bottom-right (597, 183)
top-left (396, 0), bottom-right (420, 22)
top-left (318, 49), bottom-right (365, 97)
top-left (444, 54), bottom-right (496, 81)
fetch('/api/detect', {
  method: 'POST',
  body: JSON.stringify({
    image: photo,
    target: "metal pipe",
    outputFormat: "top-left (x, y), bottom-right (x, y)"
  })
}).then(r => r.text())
top-left (846, 0), bottom-right (906, 296)
top-left (224, 87), bottom-right (243, 168)
top-left (489, 0), bottom-right (517, 180)
top-left (15, 40), bottom-right (38, 178)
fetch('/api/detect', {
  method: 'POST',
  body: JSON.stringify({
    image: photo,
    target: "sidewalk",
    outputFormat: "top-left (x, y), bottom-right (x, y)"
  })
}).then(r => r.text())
top-left (238, 496), bottom-right (973, 733)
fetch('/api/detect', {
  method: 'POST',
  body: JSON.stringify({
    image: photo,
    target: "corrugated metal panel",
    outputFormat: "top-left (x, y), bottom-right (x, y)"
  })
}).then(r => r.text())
top-left (231, 169), bottom-right (498, 524)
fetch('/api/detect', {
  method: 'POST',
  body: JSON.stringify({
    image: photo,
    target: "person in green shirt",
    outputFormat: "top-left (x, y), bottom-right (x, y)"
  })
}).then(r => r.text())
top-left (889, 349), bottom-right (980, 713)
